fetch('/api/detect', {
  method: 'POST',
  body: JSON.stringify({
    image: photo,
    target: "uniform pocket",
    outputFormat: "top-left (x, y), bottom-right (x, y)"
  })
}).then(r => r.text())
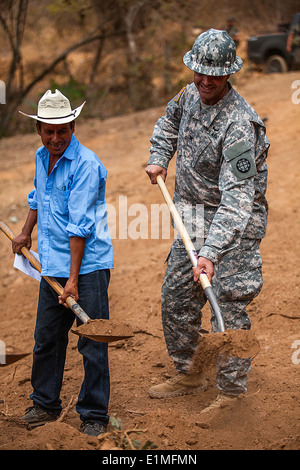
top-left (191, 136), bottom-right (211, 163)
top-left (192, 136), bottom-right (220, 180)
top-left (214, 239), bottom-right (262, 279)
top-left (215, 267), bottom-right (263, 302)
top-left (213, 239), bottom-right (263, 302)
top-left (54, 186), bottom-right (70, 214)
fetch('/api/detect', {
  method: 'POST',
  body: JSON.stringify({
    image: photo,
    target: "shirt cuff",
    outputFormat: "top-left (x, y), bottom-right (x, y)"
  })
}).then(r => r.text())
top-left (66, 222), bottom-right (91, 238)
top-left (147, 154), bottom-right (169, 169)
top-left (198, 245), bottom-right (220, 264)
top-left (28, 190), bottom-right (37, 210)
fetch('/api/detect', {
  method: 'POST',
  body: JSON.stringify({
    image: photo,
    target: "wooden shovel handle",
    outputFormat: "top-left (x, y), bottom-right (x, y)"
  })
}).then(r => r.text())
top-left (157, 175), bottom-right (195, 253)
top-left (0, 221), bottom-right (89, 323)
top-left (156, 176), bottom-right (225, 332)
top-left (157, 175), bottom-right (208, 285)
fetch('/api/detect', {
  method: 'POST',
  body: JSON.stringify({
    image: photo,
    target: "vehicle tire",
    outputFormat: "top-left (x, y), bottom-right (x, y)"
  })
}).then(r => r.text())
top-left (265, 55), bottom-right (288, 74)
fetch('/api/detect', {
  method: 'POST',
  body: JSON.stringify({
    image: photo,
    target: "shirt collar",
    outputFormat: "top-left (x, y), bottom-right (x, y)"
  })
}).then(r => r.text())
top-left (191, 82), bottom-right (234, 128)
top-left (63, 134), bottom-right (77, 160)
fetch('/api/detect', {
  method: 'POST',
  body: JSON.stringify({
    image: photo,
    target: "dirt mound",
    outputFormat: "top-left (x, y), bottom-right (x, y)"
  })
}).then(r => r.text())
top-left (0, 418), bottom-right (112, 450)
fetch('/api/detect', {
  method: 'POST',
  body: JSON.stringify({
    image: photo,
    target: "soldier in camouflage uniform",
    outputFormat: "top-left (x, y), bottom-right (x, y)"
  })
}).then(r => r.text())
top-left (145, 29), bottom-right (269, 410)
top-left (287, 20), bottom-right (300, 68)
top-left (226, 16), bottom-right (240, 48)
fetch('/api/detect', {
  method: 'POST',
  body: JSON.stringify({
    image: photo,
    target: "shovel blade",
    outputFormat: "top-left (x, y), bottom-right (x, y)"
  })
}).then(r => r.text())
top-left (71, 319), bottom-right (134, 343)
top-left (72, 333), bottom-right (133, 343)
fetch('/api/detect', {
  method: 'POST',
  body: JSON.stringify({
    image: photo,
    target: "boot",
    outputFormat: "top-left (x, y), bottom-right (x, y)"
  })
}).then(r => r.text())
top-left (149, 371), bottom-right (207, 399)
top-left (20, 405), bottom-right (58, 427)
top-left (200, 392), bottom-right (238, 414)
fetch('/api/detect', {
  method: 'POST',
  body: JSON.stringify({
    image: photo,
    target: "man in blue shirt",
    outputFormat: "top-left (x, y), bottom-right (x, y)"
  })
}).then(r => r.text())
top-left (13, 89), bottom-right (114, 436)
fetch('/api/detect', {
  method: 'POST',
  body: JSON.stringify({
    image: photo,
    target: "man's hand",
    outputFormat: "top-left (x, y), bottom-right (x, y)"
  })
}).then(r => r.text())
top-left (58, 236), bottom-right (85, 308)
top-left (12, 209), bottom-right (37, 254)
top-left (12, 233), bottom-right (32, 255)
top-left (193, 256), bottom-right (214, 283)
top-left (145, 164), bottom-right (167, 184)
top-left (58, 278), bottom-right (79, 308)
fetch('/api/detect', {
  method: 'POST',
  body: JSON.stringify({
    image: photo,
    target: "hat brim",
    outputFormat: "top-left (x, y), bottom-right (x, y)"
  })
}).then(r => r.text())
top-left (19, 102), bottom-right (86, 124)
top-left (183, 51), bottom-right (243, 76)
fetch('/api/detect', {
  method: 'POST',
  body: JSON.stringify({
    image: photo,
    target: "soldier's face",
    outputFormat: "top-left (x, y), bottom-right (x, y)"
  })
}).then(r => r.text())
top-left (194, 72), bottom-right (230, 105)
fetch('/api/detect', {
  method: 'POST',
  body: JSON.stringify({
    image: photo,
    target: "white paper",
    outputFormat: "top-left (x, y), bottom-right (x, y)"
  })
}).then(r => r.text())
top-left (14, 251), bottom-right (41, 282)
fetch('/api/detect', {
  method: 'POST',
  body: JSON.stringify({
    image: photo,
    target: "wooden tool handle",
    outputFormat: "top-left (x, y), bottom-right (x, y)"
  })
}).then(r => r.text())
top-left (156, 176), bottom-right (225, 332)
top-left (157, 175), bottom-right (195, 254)
top-left (157, 176), bottom-right (209, 280)
top-left (0, 221), bottom-right (90, 323)
top-left (0, 220), bottom-right (64, 295)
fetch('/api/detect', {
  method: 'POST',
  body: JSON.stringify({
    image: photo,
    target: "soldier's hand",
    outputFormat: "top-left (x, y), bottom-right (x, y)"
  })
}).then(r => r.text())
top-left (145, 165), bottom-right (167, 184)
top-left (193, 257), bottom-right (214, 283)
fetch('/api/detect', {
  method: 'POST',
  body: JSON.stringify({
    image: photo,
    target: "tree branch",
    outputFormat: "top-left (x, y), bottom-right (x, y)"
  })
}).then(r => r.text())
top-left (0, 26), bottom-right (125, 136)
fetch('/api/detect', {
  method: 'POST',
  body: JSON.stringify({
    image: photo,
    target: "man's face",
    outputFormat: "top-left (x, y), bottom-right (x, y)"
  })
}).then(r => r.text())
top-left (37, 122), bottom-right (74, 159)
top-left (194, 72), bottom-right (230, 105)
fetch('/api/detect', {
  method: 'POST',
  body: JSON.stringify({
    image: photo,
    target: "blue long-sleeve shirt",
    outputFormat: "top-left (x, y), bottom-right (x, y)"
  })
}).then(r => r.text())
top-left (28, 134), bottom-right (114, 277)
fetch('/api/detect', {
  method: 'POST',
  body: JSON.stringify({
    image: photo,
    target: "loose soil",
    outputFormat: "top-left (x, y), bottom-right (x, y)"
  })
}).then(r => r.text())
top-left (190, 329), bottom-right (261, 374)
top-left (0, 72), bottom-right (299, 451)
top-left (71, 319), bottom-right (134, 343)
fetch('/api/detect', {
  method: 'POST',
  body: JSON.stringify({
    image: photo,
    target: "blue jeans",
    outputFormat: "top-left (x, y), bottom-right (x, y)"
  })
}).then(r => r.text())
top-left (30, 269), bottom-right (110, 425)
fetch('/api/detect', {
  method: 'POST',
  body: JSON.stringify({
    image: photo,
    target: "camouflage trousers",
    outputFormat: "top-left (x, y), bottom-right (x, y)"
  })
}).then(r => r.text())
top-left (161, 237), bottom-right (263, 396)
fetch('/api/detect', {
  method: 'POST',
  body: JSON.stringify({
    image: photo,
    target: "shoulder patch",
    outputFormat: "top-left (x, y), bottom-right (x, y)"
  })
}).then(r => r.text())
top-left (223, 141), bottom-right (252, 161)
top-left (224, 141), bottom-right (257, 180)
top-left (173, 87), bottom-right (186, 102)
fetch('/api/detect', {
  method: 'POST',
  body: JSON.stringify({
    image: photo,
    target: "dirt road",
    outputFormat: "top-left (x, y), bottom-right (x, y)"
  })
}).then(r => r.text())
top-left (0, 72), bottom-right (299, 450)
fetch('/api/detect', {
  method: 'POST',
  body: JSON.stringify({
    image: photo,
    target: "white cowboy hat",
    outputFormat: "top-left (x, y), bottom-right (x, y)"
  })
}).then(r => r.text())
top-left (19, 89), bottom-right (85, 124)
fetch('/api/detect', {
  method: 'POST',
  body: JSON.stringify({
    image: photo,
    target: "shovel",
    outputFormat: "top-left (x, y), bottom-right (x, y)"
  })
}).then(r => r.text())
top-left (0, 221), bottom-right (134, 343)
top-left (156, 175), bottom-right (225, 332)
top-left (156, 177), bottom-right (261, 367)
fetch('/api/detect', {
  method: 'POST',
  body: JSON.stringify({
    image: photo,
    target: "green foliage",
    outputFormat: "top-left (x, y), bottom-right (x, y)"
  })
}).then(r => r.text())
top-left (47, 0), bottom-right (91, 15)
top-left (108, 416), bottom-right (158, 450)
top-left (109, 415), bottom-right (123, 431)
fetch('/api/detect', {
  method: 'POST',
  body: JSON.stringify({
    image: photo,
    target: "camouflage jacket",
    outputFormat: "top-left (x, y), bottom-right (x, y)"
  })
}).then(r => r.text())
top-left (291, 23), bottom-right (300, 48)
top-left (148, 82), bottom-right (269, 264)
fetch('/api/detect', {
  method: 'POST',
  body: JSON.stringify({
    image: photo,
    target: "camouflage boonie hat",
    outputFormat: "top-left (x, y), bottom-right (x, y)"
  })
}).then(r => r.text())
top-left (183, 28), bottom-right (243, 76)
